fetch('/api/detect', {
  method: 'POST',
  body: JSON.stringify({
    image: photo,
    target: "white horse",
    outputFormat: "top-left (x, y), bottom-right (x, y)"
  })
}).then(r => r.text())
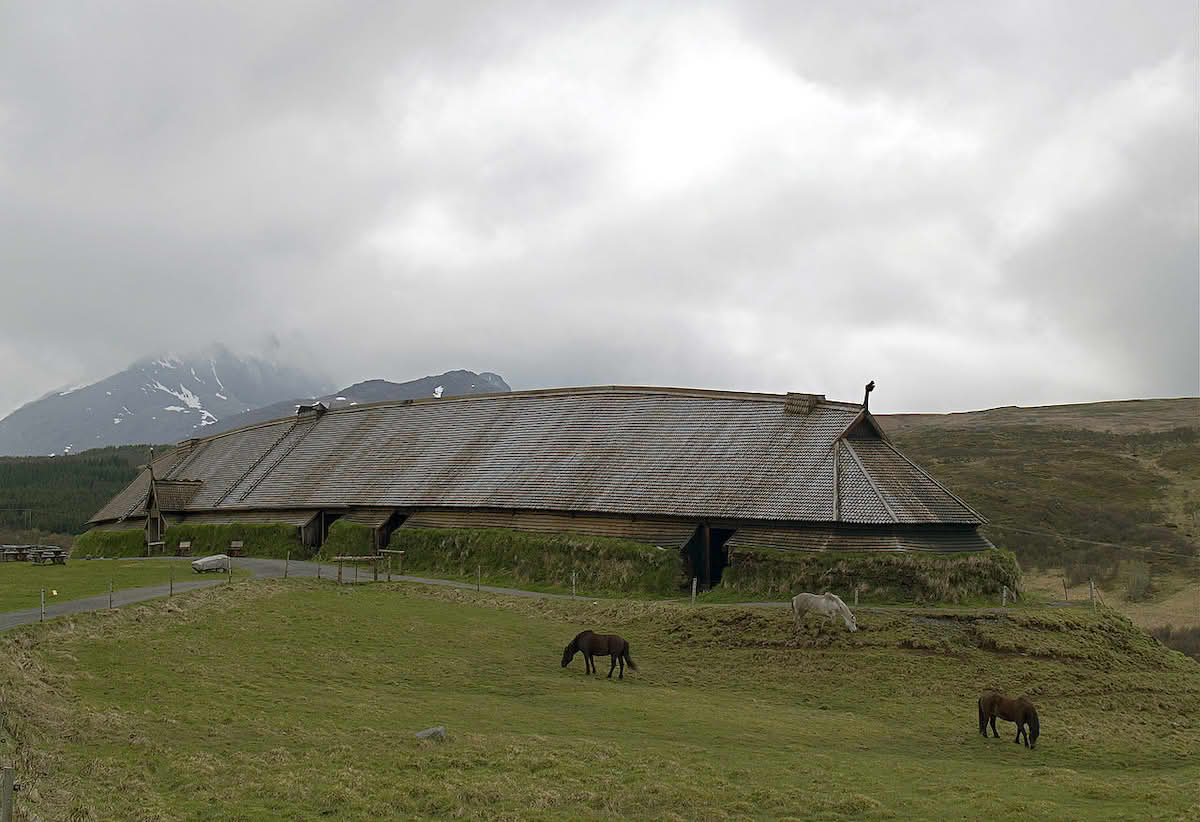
top-left (791, 592), bottom-right (858, 632)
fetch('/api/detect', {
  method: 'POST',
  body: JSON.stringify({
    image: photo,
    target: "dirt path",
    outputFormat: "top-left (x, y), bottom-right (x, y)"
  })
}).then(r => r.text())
top-left (0, 557), bottom-right (621, 631)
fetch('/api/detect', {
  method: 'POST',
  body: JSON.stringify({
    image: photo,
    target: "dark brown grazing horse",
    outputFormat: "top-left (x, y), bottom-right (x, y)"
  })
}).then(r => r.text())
top-left (561, 630), bottom-right (638, 679)
top-left (978, 691), bottom-right (1040, 749)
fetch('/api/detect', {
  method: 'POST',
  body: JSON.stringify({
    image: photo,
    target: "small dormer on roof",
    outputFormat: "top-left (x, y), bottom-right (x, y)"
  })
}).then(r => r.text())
top-left (784, 392), bottom-right (825, 415)
top-left (297, 401), bottom-right (328, 419)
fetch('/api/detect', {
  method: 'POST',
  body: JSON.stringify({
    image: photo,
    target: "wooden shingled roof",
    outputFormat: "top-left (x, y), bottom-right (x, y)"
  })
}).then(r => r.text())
top-left (89, 385), bottom-right (984, 527)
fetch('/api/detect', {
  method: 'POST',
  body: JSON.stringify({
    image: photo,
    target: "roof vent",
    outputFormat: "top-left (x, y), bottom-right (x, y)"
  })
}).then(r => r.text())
top-left (296, 401), bottom-right (328, 418)
top-left (784, 392), bottom-right (825, 415)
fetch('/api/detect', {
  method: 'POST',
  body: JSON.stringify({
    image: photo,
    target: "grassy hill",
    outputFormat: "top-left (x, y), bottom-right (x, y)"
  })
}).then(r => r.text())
top-left (3, 579), bottom-right (1197, 820)
top-left (0, 444), bottom-right (170, 544)
top-left (882, 398), bottom-right (1200, 580)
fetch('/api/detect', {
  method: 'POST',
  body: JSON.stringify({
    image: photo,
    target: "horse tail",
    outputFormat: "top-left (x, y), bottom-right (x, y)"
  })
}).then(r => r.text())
top-left (978, 697), bottom-right (986, 734)
top-left (1029, 707), bottom-right (1040, 741)
top-left (623, 641), bottom-right (638, 671)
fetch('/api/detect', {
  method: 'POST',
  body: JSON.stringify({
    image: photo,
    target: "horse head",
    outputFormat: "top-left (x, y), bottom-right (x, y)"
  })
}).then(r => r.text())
top-left (561, 641), bottom-right (576, 668)
top-left (1024, 702), bottom-right (1040, 748)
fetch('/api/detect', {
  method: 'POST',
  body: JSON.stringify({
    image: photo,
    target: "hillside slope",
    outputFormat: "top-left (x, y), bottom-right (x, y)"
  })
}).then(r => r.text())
top-left (0, 444), bottom-right (171, 540)
top-left (880, 398), bottom-right (1199, 575)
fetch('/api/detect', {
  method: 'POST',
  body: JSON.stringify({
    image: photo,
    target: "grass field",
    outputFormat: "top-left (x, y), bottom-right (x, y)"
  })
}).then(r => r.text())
top-left (0, 559), bottom-right (250, 612)
top-left (3, 579), bottom-right (1198, 821)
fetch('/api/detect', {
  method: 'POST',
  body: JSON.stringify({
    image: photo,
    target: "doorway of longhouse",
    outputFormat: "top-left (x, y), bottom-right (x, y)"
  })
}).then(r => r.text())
top-left (682, 525), bottom-right (736, 590)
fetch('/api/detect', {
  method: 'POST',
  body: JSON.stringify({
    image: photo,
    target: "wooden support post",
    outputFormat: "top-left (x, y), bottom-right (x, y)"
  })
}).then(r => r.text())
top-left (284, 551), bottom-right (289, 579)
top-left (691, 577), bottom-right (697, 605)
top-left (1, 766), bottom-right (14, 822)
top-left (337, 561), bottom-right (343, 585)
top-left (227, 556), bottom-right (232, 583)
top-left (387, 556), bottom-right (392, 582)
top-left (703, 524), bottom-right (711, 590)
top-left (1063, 577), bottom-right (1069, 601)
top-left (354, 564), bottom-right (359, 584)
top-left (854, 589), bottom-right (859, 607)
top-left (109, 579), bottom-right (114, 609)
top-left (169, 565), bottom-right (174, 598)
top-left (1089, 578), bottom-right (1096, 613)
top-left (40, 589), bottom-right (44, 622)
top-left (373, 555), bottom-right (378, 583)
top-left (1002, 586), bottom-right (1007, 607)
top-left (572, 570), bottom-right (576, 599)
top-left (476, 565), bottom-right (480, 592)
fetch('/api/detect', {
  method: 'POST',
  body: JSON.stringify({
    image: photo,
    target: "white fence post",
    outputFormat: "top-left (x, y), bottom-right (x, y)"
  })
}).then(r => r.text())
top-left (571, 570), bottom-right (576, 599)
top-left (1, 765), bottom-right (15, 822)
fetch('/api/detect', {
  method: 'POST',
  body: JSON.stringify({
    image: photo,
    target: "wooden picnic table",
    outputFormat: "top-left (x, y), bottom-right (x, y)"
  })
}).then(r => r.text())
top-left (28, 548), bottom-right (68, 565)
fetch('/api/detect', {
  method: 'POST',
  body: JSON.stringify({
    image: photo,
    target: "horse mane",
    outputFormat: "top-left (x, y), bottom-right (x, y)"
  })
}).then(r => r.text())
top-left (825, 593), bottom-right (852, 619)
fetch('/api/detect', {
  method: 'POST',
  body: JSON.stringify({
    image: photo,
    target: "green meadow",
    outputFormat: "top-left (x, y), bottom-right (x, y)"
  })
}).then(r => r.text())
top-left (2, 579), bottom-right (1198, 821)
top-left (0, 559), bottom-right (247, 612)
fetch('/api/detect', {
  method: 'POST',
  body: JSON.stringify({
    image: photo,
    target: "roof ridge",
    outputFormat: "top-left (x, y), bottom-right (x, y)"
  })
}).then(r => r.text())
top-left (164, 385), bottom-right (865, 448)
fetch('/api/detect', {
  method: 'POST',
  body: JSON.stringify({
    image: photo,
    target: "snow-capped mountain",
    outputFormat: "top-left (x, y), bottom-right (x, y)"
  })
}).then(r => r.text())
top-left (0, 345), bottom-right (333, 456)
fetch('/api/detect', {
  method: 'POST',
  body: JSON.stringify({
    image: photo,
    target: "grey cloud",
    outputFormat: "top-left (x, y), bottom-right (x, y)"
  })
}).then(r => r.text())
top-left (0, 1), bottom-right (1195, 419)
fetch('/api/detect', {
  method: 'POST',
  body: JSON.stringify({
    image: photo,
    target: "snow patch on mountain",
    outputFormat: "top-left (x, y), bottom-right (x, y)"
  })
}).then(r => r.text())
top-left (151, 380), bottom-right (203, 410)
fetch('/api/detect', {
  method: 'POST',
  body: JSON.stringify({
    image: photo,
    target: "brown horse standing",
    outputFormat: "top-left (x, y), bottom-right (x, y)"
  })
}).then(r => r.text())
top-left (561, 630), bottom-right (638, 679)
top-left (978, 691), bottom-right (1040, 749)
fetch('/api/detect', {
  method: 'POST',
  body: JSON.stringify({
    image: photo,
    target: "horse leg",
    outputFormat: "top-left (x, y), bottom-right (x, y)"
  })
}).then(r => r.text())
top-left (990, 716), bottom-right (999, 738)
top-left (607, 655), bottom-right (616, 679)
top-left (1014, 723), bottom-right (1023, 745)
top-left (617, 654), bottom-right (625, 679)
top-left (584, 652), bottom-right (593, 674)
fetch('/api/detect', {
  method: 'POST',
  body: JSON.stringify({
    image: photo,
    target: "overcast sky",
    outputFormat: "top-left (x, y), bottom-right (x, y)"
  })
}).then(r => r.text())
top-left (1, 1), bottom-right (1196, 417)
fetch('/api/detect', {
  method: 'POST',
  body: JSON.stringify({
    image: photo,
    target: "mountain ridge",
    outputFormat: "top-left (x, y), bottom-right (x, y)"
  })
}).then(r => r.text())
top-left (0, 345), bottom-right (509, 455)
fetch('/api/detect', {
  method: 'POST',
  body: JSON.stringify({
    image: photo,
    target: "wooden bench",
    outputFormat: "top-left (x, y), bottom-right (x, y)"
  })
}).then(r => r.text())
top-left (228, 540), bottom-right (246, 557)
top-left (175, 540), bottom-right (193, 557)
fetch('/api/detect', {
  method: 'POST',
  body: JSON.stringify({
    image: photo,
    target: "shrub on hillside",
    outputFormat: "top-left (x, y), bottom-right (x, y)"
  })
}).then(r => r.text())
top-left (1124, 561), bottom-right (1154, 602)
top-left (1150, 624), bottom-right (1200, 661)
top-left (720, 547), bottom-right (1022, 604)
top-left (72, 528), bottom-right (145, 557)
top-left (389, 527), bottom-right (682, 595)
top-left (1065, 550), bottom-right (1122, 588)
